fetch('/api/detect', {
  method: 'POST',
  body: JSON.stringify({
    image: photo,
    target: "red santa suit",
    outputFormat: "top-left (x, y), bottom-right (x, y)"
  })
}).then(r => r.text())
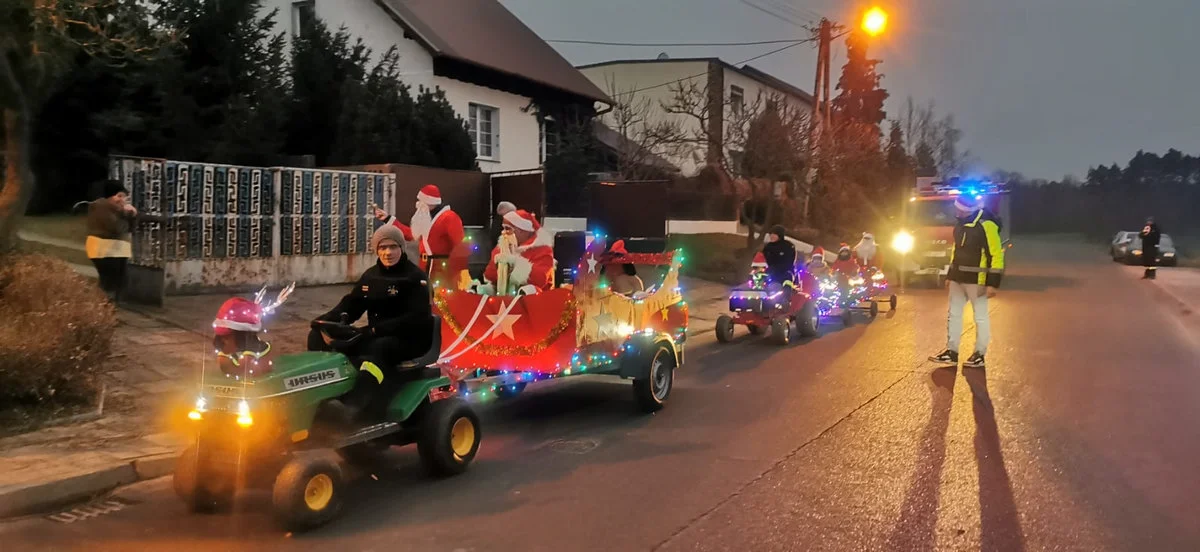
top-left (830, 244), bottom-right (861, 277)
top-left (385, 184), bottom-right (468, 289)
top-left (484, 210), bottom-right (555, 295)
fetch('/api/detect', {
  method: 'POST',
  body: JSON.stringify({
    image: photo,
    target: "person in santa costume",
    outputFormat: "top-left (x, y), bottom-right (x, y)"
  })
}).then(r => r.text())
top-left (853, 232), bottom-right (883, 269)
top-left (806, 246), bottom-right (830, 277)
top-left (602, 240), bottom-right (644, 295)
top-left (481, 209), bottom-right (555, 295)
top-left (374, 184), bottom-right (468, 290)
top-left (831, 243), bottom-right (861, 277)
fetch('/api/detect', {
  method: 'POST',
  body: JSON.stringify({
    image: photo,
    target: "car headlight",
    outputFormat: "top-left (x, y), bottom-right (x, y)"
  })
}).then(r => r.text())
top-left (1164, 252), bottom-right (1175, 257)
top-left (892, 231), bottom-right (914, 254)
top-left (1132, 250), bottom-right (1142, 255)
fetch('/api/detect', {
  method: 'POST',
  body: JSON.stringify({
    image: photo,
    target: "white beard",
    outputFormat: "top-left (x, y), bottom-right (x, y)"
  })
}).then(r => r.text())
top-left (411, 203), bottom-right (433, 239)
top-left (855, 238), bottom-right (877, 263)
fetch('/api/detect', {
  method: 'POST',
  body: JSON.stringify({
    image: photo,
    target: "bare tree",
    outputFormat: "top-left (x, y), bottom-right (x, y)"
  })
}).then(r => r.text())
top-left (895, 96), bottom-right (968, 178)
top-left (1, 0), bottom-right (169, 251)
top-left (660, 81), bottom-right (810, 245)
top-left (601, 77), bottom-right (684, 181)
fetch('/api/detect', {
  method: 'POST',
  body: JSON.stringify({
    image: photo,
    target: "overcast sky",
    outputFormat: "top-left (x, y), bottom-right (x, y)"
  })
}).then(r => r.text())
top-left (500, 0), bottom-right (1200, 180)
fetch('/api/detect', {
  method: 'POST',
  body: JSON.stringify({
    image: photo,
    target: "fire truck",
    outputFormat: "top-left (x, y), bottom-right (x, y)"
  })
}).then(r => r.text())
top-left (891, 177), bottom-right (1011, 287)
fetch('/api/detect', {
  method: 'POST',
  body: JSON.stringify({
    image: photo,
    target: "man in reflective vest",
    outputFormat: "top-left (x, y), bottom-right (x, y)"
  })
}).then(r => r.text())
top-left (374, 184), bottom-right (468, 290)
top-left (928, 195), bottom-right (1005, 369)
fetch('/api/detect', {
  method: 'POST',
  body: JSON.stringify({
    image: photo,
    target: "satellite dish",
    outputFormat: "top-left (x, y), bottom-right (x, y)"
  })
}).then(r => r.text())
top-left (657, 52), bottom-right (670, 60)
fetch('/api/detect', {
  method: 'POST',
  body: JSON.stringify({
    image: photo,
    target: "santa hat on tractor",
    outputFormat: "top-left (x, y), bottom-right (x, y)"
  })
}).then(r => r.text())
top-left (838, 243), bottom-right (851, 254)
top-left (212, 283), bottom-right (295, 335)
top-left (751, 252), bottom-right (768, 269)
top-left (810, 246), bottom-right (826, 260)
top-left (502, 209), bottom-right (540, 233)
top-left (416, 184), bottom-right (442, 206)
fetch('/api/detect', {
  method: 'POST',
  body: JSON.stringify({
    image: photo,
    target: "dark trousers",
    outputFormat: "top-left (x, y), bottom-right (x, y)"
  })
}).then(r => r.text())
top-left (306, 329), bottom-right (425, 413)
top-left (1143, 249), bottom-right (1158, 279)
top-left (91, 257), bottom-right (128, 301)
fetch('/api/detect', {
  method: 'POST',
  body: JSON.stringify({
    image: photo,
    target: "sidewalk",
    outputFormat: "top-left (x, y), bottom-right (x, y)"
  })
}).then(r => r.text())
top-left (0, 277), bottom-right (732, 518)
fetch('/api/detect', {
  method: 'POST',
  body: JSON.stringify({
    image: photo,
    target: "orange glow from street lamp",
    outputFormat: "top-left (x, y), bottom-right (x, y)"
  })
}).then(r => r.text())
top-left (862, 7), bottom-right (888, 36)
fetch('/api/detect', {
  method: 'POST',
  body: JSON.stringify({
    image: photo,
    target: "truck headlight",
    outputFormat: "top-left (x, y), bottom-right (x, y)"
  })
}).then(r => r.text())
top-left (892, 231), bottom-right (914, 254)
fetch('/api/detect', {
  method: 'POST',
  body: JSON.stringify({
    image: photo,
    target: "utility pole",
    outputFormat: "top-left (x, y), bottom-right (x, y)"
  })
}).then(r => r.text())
top-left (804, 18), bottom-right (840, 216)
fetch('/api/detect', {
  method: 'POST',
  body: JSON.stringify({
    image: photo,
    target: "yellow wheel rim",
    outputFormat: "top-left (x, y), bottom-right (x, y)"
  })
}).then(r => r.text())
top-left (450, 417), bottom-right (476, 461)
top-left (304, 474), bottom-right (334, 511)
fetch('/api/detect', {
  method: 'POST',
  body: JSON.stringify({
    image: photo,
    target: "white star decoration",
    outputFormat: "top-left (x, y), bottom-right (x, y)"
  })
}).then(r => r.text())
top-left (486, 312), bottom-right (522, 341)
top-left (592, 304), bottom-right (615, 338)
top-left (586, 254), bottom-right (599, 274)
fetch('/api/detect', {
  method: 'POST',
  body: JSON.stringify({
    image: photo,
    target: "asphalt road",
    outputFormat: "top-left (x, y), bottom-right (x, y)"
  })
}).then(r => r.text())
top-left (4, 236), bottom-right (1199, 552)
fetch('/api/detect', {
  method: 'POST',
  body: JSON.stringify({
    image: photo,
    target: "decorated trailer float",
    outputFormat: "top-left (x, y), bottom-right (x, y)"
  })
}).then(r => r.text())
top-left (432, 236), bottom-right (689, 412)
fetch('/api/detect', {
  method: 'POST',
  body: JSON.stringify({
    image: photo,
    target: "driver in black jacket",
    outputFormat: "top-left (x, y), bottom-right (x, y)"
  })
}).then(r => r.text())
top-left (308, 224), bottom-right (434, 421)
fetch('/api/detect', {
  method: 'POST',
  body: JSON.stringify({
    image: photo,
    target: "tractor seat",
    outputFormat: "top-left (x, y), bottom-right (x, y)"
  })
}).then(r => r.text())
top-left (394, 315), bottom-right (443, 377)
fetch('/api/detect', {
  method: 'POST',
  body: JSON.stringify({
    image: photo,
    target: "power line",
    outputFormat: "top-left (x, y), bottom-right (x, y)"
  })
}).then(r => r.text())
top-left (546, 38), bottom-right (807, 47)
top-left (615, 39), bottom-right (816, 96)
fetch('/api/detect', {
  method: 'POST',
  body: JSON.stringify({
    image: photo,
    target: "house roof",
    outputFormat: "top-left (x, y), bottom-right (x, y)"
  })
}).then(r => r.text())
top-left (374, 0), bottom-right (611, 105)
top-left (592, 122), bottom-right (680, 173)
top-left (578, 58), bottom-right (813, 104)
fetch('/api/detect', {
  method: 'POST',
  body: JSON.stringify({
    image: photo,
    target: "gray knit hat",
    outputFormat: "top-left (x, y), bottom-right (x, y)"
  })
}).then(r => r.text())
top-left (371, 223), bottom-right (406, 252)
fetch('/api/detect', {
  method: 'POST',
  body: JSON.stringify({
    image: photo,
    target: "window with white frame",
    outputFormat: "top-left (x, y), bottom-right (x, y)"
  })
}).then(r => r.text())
top-left (730, 85), bottom-right (745, 117)
top-left (539, 117), bottom-right (559, 165)
top-left (291, 1), bottom-right (315, 36)
top-left (468, 103), bottom-right (500, 160)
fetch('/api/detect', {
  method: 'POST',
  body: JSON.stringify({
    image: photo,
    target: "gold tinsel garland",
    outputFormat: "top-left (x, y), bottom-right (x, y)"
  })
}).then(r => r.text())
top-left (434, 292), bottom-right (577, 357)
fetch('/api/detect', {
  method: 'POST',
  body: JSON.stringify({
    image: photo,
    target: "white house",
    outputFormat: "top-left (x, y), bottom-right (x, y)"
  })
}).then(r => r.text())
top-left (578, 58), bottom-right (815, 177)
top-left (262, 0), bottom-right (611, 173)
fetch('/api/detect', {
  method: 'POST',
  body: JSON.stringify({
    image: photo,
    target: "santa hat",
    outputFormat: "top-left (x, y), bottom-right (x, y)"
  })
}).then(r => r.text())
top-left (213, 297), bottom-right (264, 335)
top-left (608, 240), bottom-right (630, 257)
top-left (502, 209), bottom-right (539, 232)
top-left (954, 195), bottom-right (981, 212)
top-left (417, 184), bottom-right (442, 206)
top-left (839, 243), bottom-right (851, 253)
top-left (751, 252), bottom-right (767, 268)
top-left (811, 246), bottom-right (825, 258)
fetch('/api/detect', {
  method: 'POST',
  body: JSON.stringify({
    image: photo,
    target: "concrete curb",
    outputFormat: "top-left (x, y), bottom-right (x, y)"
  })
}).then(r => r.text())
top-left (0, 452), bottom-right (178, 519)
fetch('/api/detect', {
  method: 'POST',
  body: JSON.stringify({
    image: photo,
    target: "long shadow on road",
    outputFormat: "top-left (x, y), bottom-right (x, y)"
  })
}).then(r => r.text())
top-left (965, 369), bottom-right (1026, 552)
top-left (886, 366), bottom-right (956, 550)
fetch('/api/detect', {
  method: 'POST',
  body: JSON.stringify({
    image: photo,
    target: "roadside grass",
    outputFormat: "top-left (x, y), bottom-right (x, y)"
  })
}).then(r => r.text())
top-left (667, 233), bottom-right (757, 285)
top-left (21, 214), bottom-right (88, 244)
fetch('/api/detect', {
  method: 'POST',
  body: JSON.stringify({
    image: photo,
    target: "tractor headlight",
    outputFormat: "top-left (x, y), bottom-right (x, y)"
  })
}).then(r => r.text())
top-left (892, 231), bottom-right (915, 254)
top-left (188, 397), bottom-right (207, 421)
top-left (871, 272), bottom-right (885, 281)
top-left (236, 400), bottom-right (254, 428)
top-left (849, 276), bottom-right (865, 286)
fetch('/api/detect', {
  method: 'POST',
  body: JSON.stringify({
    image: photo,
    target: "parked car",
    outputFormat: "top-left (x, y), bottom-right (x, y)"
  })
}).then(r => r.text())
top-left (1122, 234), bottom-right (1177, 266)
top-left (1110, 230), bottom-right (1137, 261)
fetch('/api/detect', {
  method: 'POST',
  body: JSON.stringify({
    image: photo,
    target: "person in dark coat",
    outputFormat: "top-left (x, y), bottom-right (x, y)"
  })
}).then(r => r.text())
top-left (1140, 217), bottom-right (1161, 280)
top-left (308, 223), bottom-right (434, 421)
top-left (85, 180), bottom-right (159, 302)
top-left (761, 225), bottom-right (797, 286)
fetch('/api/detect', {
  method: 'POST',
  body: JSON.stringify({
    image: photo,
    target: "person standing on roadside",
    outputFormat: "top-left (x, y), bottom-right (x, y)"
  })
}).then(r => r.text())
top-left (1140, 216), bottom-right (1161, 280)
top-left (85, 180), bottom-right (142, 302)
top-left (928, 195), bottom-right (1005, 369)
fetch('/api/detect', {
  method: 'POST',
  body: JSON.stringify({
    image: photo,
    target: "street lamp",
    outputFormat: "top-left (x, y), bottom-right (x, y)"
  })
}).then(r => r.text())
top-left (861, 6), bottom-right (888, 37)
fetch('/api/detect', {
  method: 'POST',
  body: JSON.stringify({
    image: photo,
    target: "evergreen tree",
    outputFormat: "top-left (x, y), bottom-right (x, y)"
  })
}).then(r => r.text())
top-left (285, 22), bottom-right (368, 166)
top-left (148, 0), bottom-right (290, 166)
top-left (831, 32), bottom-right (889, 135)
top-left (913, 140), bottom-right (937, 177)
top-left (412, 87), bottom-right (477, 171)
